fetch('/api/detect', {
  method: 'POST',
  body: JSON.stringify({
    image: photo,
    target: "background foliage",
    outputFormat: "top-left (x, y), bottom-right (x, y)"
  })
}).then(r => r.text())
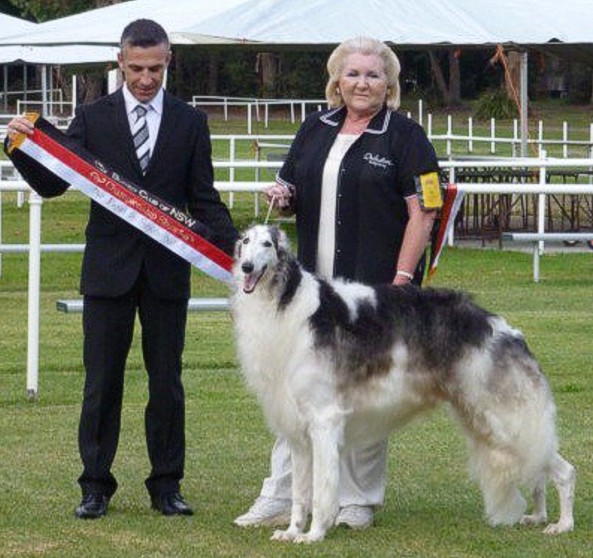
top-left (5, 0), bottom-right (120, 21)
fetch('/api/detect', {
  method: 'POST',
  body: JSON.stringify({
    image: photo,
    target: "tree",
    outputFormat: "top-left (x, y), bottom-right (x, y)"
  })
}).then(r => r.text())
top-left (256, 52), bottom-right (280, 98)
top-left (427, 49), bottom-right (461, 107)
top-left (7, 0), bottom-right (126, 22)
top-left (0, 0), bottom-right (24, 17)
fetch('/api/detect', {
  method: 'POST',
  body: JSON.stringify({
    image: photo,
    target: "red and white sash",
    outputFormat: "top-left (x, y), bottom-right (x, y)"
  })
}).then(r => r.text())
top-left (8, 115), bottom-right (234, 284)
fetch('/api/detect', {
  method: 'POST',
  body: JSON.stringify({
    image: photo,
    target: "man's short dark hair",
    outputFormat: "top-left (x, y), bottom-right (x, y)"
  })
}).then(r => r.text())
top-left (120, 19), bottom-right (169, 50)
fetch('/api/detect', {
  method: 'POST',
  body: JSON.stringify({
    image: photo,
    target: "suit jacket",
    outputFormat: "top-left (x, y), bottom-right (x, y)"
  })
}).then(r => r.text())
top-left (30, 89), bottom-right (237, 300)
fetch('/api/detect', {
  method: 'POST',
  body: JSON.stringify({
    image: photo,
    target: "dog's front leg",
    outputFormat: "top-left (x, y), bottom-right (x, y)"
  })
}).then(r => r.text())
top-left (298, 418), bottom-right (342, 543)
top-left (272, 440), bottom-right (311, 542)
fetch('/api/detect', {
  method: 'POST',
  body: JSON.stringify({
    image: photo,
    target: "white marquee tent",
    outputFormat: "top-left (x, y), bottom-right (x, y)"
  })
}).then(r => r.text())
top-left (2, 0), bottom-right (592, 59)
top-left (0, 12), bottom-right (35, 37)
top-left (0, 0), bottom-right (253, 49)
top-left (0, 44), bottom-right (119, 65)
top-left (1, 0), bottom-right (590, 145)
top-left (0, 12), bottom-right (118, 64)
top-left (3, 0), bottom-right (592, 66)
top-left (0, 12), bottom-right (119, 112)
top-left (6, 0), bottom-right (592, 50)
top-left (177, 0), bottom-right (593, 50)
top-left (0, 0), bottom-right (252, 106)
top-left (0, 13), bottom-right (36, 110)
top-left (3, 0), bottom-right (590, 116)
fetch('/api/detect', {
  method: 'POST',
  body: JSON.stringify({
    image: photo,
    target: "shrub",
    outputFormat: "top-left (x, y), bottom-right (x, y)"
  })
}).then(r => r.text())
top-left (475, 88), bottom-right (519, 119)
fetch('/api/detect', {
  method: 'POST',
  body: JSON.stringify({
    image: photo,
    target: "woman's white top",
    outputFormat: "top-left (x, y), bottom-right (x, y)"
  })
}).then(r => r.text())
top-left (316, 133), bottom-right (359, 279)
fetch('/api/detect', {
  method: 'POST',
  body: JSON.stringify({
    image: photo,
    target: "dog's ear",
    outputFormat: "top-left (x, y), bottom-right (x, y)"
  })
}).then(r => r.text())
top-left (269, 226), bottom-right (291, 259)
top-left (277, 228), bottom-right (290, 253)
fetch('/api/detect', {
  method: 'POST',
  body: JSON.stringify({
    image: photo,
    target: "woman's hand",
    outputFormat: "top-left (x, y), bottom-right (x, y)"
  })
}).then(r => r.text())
top-left (264, 182), bottom-right (292, 209)
top-left (393, 272), bottom-right (413, 286)
top-left (392, 196), bottom-right (437, 286)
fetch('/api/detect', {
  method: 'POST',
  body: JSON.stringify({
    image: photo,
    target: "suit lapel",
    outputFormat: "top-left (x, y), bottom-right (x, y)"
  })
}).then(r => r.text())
top-left (150, 91), bottom-right (179, 170)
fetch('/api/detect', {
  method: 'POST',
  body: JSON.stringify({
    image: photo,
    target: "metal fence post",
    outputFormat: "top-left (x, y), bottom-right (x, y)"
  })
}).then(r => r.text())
top-left (26, 191), bottom-right (42, 398)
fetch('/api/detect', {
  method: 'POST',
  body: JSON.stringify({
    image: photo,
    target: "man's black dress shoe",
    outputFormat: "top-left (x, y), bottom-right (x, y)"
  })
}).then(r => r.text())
top-left (75, 494), bottom-right (109, 519)
top-left (151, 492), bottom-right (194, 516)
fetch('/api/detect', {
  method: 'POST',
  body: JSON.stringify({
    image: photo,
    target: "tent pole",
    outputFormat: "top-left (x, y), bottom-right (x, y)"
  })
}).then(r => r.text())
top-left (23, 63), bottom-right (27, 107)
top-left (72, 74), bottom-right (77, 115)
top-left (41, 65), bottom-right (48, 118)
top-left (3, 65), bottom-right (7, 112)
top-left (520, 50), bottom-right (528, 157)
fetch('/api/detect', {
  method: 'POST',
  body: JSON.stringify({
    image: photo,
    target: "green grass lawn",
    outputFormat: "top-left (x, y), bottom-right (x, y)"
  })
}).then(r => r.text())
top-left (1, 101), bottom-right (592, 556)
top-left (0, 186), bottom-right (592, 556)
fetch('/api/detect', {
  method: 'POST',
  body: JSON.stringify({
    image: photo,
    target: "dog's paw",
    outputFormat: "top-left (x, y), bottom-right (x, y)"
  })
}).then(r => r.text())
top-left (271, 528), bottom-right (299, 542)
top-left (520, 513), bottom-right (547, 526)
top-left (543, 520), bottom-right (574, 535)
top-left (293, 530), bottom-right (325, 544)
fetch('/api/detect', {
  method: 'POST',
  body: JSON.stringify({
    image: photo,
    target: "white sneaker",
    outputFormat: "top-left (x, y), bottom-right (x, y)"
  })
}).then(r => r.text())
top-left (233, 496), bottom-right (291, 527)
top-left (335, 505), bottom-right (374, 529)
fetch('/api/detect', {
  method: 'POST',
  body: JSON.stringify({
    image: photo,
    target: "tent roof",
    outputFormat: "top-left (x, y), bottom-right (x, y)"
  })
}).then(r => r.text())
top-left (177, 0), bottom-right (593, 53)
top-left (456, 0), bottom-right (593, 45)
top-left (179, 0), bottom-right (496, 47)
top-left (1, 0), bottom-right (591, 64)
top-left (0, 11), bottom-right (120, 64)
top-left (0, 13), bottom-right (36, 38)
top-left (0, 0), bottom-right (252, 47)
top-left (0, 45), bottom-right (119, 65)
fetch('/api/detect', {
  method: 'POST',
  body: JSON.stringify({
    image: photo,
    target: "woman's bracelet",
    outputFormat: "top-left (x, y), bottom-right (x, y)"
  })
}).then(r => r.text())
top-left (396, 270), bottom-right (414, 281)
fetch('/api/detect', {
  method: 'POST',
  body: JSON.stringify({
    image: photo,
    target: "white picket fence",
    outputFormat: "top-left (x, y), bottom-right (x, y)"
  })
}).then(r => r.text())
top-left (187, 96), bottom-right (593, 158)
top-left (190, 95), bottom-right (327, 132)
top-left (2, 97), bottom-right (593, 157)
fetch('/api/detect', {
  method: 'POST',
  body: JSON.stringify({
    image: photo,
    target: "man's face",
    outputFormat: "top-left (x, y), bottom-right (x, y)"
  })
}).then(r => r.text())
top-left (117, 42), bottom-right (171, 103)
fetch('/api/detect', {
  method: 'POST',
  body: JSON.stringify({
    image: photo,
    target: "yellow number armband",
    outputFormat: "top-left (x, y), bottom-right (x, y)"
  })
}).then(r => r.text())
top-left (414, 171), bottom-right (443, 210)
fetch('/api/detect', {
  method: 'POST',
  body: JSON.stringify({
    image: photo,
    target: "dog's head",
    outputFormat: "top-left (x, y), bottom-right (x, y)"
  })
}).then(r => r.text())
top-left (233, 225), bottom-right (291, 294)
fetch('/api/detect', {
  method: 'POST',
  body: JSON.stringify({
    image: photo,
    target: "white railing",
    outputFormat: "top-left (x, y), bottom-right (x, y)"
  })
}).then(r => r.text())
top-left (191, 96), bottom-right (327, 133)
top-left (16, 92), bottom-right (69, 118)
top-left (426, 115), bottom-right (593, 159)
top-left (1, 97), bottom-right (592, 157)
top-left (186, 96), bottom-right (593, 157)
top-left (2, 153), bottom-right (593, 397)
top-left (0, 124), bottom-right (585, 159)
top-left (4, 88), bottom-right (64, 103)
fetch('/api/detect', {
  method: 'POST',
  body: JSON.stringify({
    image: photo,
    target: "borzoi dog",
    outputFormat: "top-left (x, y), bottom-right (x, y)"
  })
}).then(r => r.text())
top-left (231, 224), bottom-right (575, 544)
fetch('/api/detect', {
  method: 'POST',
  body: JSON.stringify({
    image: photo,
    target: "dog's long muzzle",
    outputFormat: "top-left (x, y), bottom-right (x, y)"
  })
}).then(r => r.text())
top-left (240, 261), bottom-right (267, 294)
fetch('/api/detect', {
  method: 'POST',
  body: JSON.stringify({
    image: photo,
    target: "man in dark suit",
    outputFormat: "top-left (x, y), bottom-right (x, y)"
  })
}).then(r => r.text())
top-left (6, 19), bottom-right (238, 519)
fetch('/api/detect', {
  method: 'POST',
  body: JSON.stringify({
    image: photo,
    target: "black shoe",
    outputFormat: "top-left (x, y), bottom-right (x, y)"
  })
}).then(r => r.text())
top-left (75, 493), bottom-right (109, 519)
top-left (151, 492), bottom-right (194, 516)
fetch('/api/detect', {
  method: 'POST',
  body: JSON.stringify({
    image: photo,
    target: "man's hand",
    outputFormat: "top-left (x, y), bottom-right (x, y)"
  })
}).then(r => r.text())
top-left (7, 116), bottom-right (35, 141)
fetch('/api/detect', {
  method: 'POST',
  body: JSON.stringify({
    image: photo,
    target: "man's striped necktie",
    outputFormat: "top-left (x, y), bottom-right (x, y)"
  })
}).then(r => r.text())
top-left (132, 104), bottom-right (150, 173)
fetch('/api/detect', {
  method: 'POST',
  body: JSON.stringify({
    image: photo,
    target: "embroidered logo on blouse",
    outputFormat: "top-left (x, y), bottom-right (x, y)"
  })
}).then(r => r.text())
top-left (363, 152), bottom-right (393, 169)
